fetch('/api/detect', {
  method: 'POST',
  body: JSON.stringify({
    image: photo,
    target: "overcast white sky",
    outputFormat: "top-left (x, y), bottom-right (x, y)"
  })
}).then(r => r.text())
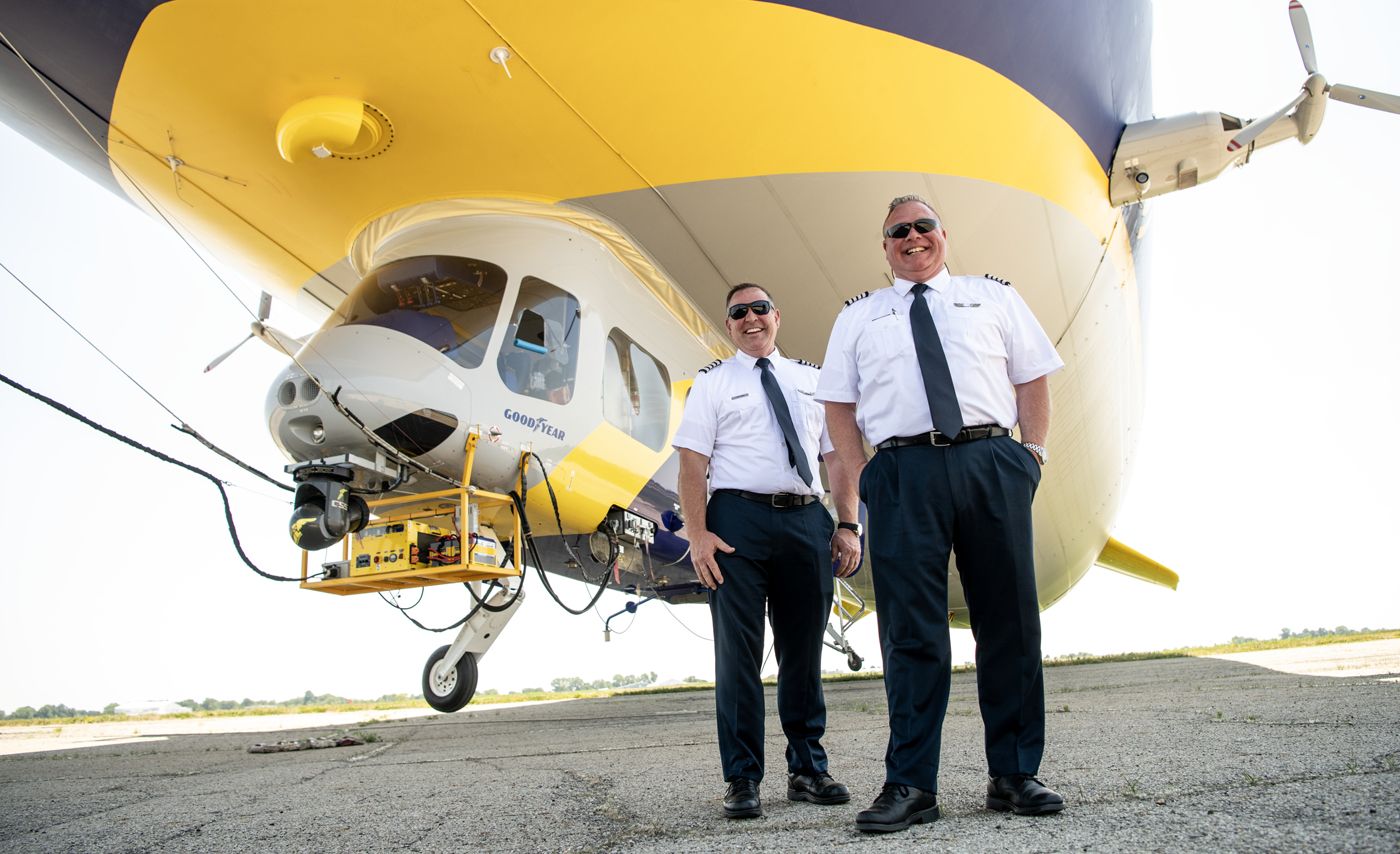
top-left (2, 1), bottom-right (1398, 712)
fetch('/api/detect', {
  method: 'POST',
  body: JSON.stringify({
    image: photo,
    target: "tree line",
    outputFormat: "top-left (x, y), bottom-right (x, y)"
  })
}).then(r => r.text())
top-left (172, 690), bottom-right (420, 712)
top-left (1230, 625), bottom-right (1375, 644)
top-left (0, 690), bottom-right (419, 721)
top-left (548, 672), bottom-right (659, 693)
top-left (1, 677), bottom-right (699, 719)
top-left (1, 703), bottom-right (115, 720)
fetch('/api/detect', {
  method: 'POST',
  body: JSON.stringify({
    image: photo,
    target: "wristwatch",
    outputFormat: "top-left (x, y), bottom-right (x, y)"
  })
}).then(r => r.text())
top-left (1021, 442), bottom-right (1048, 465)
top-left (837, 521), bottom-right (863, 536)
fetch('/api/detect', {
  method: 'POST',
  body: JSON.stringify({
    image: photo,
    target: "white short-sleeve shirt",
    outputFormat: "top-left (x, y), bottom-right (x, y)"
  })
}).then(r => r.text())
top-left (815, 269), bottom-right (1064, 447)
top-left (672, 349), bottom-right (833, 496)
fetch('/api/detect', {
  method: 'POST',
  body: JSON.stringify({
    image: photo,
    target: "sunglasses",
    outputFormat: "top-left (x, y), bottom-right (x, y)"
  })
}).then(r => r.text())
top-left (883, 218), bottom-right (940, 239)
top-left (727, 300), bottom-right (774, 321)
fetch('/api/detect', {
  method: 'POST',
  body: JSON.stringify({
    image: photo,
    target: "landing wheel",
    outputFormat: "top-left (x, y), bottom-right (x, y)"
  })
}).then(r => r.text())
top-left (422, 645), bottom-right (479, 712)
top-left (846, 651), bottom-right (863, 672)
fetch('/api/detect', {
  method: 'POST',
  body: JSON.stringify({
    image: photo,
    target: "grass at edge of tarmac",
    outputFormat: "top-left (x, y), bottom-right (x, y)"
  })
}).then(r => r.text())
top-left (5, 630), bottom-right (1395, 728)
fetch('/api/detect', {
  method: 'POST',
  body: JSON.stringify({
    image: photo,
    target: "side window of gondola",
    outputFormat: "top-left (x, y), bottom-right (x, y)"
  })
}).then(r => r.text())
top-left (331, 255), bottom-right (509, 369)
top-left (497, 276), bottom-right (580, 405)
top-left (602, 329), bottom-right (671, 450)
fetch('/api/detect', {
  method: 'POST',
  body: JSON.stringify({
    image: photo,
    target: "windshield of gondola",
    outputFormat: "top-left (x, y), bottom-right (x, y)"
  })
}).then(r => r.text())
top-left (328, 255), bottom-right (509, 369)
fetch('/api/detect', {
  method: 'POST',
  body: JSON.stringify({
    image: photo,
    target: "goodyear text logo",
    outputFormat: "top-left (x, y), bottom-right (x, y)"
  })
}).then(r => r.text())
top-left (503, 409), bottom-right (566, 441)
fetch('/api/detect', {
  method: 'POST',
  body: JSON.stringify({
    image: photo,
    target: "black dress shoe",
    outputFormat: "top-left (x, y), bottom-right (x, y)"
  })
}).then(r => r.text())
top-left (787, 771), bottom-right (851, 805)
top-left (986, 774), bottom-right (1065, 815)
top-left (855, 783), bottom-right (939, 833)
top-left (723, 778), bottom-right (762, 819)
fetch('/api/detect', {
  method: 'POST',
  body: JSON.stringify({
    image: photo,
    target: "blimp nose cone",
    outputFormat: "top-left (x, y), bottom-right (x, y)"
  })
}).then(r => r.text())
top-left (266, 325), bottom-right (472, 467)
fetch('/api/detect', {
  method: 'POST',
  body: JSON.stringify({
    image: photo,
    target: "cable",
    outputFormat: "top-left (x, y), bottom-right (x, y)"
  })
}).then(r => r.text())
top-left (460, 3), bottom-right (734, 290)
top-left (172, 424), bottom-right (292, 491)
top-left (223, 479), bottom-right (300, 506)
top-left (383, 569), bottom-right (525, 632)
top-left (529, 533), bottom-right (611, 616)
top-left (660, 599), bottom-right (713, 642)
top-left (378, 586), bottom-right (425, 612)
top-left (0, 371), bottom-right (305, 582)
top-left (381, 582), bottom-right (478, 633)
top-left (380, 534), bottom-right (528, 632)
top-left (0, 258), bottom-right (293, 493)
top-left (657, 542), bottom-right (692, 568)
top-left (0, 26), bottom-right (344, 321)
top-left (527, 452), bottom-right (587, 565)
top-left (348, 466), bottom-right (411, 496)
top-left (461, 556), bottom-right (525, 613)
top-left (0, 27), bottom-right (469, 491)
top-left (0, 259), bottom-right (180, 422)
top-left (384, 592), bottom-right (477, 633)
top-left (508, 489), bottom-right (613, 616)
top-left (374, 451), bottom-right (618, 632)
top-left (326, 386), bottom-right (466, 489)
top-left (2, 29), bottom-right (699, 620)
top-left (603, 610), bottom-right (636, 635)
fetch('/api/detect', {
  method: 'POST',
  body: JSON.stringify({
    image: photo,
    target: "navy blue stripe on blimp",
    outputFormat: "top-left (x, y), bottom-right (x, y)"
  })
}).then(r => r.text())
top-left (631, 460), bottom-right (690, 566)
top-left (526, 534), bottom-right (704, 602)
top-left (758, 0), bottom-right (1154, 173)
top-left (0, 1), bottom-right (168, 193)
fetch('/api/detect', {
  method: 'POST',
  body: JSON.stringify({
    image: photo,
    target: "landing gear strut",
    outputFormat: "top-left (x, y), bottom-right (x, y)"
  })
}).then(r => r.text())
top-left (419, 583), bottom-right (525, 712)
top-left (823, 577), bottom-right (868, 672)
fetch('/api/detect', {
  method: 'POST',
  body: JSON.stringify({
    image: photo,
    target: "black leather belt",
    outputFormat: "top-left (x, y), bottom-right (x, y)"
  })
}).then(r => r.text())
top-left (875, 425), bottom-right (1011, 450)
top-left (716, 489), bottom-right (819, 507)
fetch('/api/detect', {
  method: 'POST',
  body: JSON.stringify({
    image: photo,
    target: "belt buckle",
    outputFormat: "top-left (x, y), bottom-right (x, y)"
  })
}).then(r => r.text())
top-left (770, 493), bottom-right (787, 507)
top-left (930, 431), bottom-right (954, 447)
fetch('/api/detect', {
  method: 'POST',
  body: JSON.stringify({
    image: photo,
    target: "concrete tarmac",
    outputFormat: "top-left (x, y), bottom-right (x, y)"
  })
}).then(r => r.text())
top-left (1, 653), bottom-right (1397, 853)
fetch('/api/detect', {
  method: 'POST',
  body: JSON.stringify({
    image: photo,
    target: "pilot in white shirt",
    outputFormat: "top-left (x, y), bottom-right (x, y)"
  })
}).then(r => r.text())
top-left (818, 269), bottom-right (1063, 446)
top-left (818, 195), bottom-right (1066, 833)
top-left (672, 283), bottom-right (858, 820)
top-left (675, 349), bottom-right (826, 497)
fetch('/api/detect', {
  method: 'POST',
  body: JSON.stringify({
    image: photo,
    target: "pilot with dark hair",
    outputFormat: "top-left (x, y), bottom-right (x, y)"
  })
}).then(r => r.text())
top-left (817, 195), bottom-right (1066, 833)
top-left (673, 283), bottom-right (860, 820)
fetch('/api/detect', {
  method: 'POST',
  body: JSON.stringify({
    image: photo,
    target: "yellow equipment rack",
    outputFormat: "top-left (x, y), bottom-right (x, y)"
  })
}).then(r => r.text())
top-left (299, 431), bottom-right (527, 596)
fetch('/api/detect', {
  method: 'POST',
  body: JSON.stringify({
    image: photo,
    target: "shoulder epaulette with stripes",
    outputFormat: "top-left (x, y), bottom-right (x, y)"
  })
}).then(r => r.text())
top-left (795, 358), bottom-right (820, 369)
top-left (843, 290), bottom-right (871, 307)
top-left (698, 359), bottom-right (723, 374)
top-left (983, 274), bottom-right (1012, 287)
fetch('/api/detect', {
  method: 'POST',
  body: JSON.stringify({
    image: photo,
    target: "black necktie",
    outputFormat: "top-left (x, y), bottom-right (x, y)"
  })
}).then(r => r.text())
top-left (756, 357), bottom-right (815, 487)
top-left (909, 283), bottom-right (963, 437)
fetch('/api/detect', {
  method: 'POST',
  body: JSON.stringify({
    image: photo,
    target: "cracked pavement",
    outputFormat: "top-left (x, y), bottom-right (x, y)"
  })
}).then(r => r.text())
top-left (1, 655), bottom-right (1396, 852)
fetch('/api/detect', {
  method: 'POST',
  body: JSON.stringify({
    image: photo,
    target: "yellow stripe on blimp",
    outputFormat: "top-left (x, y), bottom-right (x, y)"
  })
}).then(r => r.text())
top-left (523, 379), bottom-right (695, 532)
top-left (479, 0), bottom-right (1111, 230)
top-left (109, 1), bottom-right (1113, 300)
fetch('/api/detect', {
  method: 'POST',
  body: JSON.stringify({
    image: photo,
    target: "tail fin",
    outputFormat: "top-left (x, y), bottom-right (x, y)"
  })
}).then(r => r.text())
top-left (1096, 538), bottom-right (1178, 590)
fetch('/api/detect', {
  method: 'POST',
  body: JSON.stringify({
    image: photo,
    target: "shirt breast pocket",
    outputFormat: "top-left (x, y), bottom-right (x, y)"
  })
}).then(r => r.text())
top-left (949, 307), bottom-right (1005, 359)
top-left (796, 391), bottom-right (824, 438)
top-left (718, 394), bottom-right (765, 433)
top-left (857, 313), bottom-right (913, 372)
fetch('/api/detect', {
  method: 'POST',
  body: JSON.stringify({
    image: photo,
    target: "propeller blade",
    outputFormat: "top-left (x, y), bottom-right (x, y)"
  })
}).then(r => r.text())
top-left (1329, 83), bottom-right (1400, 115)
top-left (256, 290), bottom-right (272, 322)
top-left (1227, 90), bottom-right (1307, 152)
top-left (1288, 1), bottom-right (1318, 74)
top-left (204, 333), bottom-right (253, 373)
